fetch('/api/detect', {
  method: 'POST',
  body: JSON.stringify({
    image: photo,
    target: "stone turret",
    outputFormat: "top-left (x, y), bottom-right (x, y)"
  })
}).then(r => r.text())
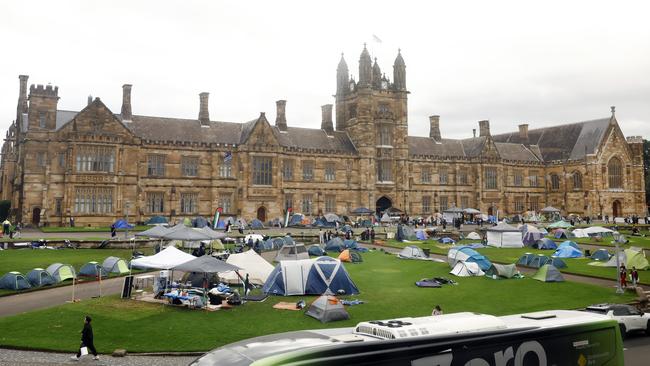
top-left (28, 83), bottom-right (59, 130)
top-left (336, 53), bottom-right (349, 96)
top-left (358, 44), bottom-right (372, 88)
top-left (321, 104), bottom-right (334, 134)
top-left (275, 100), bottom-right (287, 131)
top-left (121, 84), bottom-right (133, 122)
top-left (198, 92), bottom-right (210, 126)
top-left (393, 49), bottom-right (406, 91)
top-left (429, 115), bottom-right (441, 141)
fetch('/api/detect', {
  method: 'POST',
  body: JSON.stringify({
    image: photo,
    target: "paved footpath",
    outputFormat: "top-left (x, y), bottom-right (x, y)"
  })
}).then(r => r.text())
top-left (0, 349), bottom-right (195, 366)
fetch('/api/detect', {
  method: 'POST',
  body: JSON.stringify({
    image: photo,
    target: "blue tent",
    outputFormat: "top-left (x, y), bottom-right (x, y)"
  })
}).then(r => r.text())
top-left (517, 253), bottom-right (536, 266)
top-left (192, 217), bottom-right (209, 228)
top-left (26, 268), bottom-right (56, 287)
top-left (553, 229), bottom-right (573, 239)
top-left (283, 236), bottom-right (295, 245)
top-left (438, 237), bottom-right (455, 244)
top-left (79, 262), bottom-right (108, 278)
top-left (553, 246), bottom-right (583, 258)
top-left (415, 230), bottom-right (428, 240)
top-left (558, 241), bottom-right (580, 250)
top-left (0, 272), bottom-right (31, 290)
top-left (261, 237), bottom-right (285, 251)
top-left (528, 255), bottom-right (551, 268)
top-left (145, 216), bottom-right (168, 225)
top-left (250, 219), bottom-right (265, 229)
top-left (590, 249), bottom-right (610, 261)
top-left (313, 218), bottom-right (336, 228)
top-left (288, 214), bottom-right (305, 227)
top-left (113, 219), bottom-right (134, 229)
top-left (325, 237), bottom-right (345, 252)
top-left (308, 245), bottom-right (326, 256)
top-left (551, 257), bottom-right (567, 268)
top-left (304, 257), bottom-right (359, 295)
top-left (534, 238), bottom-right (557, 250)
top-left (343, 239), bottom-right (358, 249)
top-left (450, 246), bottom-right (492, 270)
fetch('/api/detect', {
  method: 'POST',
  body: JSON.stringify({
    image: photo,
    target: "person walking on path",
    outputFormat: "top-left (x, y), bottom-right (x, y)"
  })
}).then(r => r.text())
top-left (631, 267), bottom-right (639, 287)
top-left (620, 266), bottom-right (628, 288)
top-left (72, 316), bottom-right (99, 361)
top-left (110, 224), bottom-right (117, 239)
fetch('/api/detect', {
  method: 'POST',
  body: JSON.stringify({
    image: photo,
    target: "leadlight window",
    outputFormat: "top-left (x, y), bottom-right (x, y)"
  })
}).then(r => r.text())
top-left (377, 160), bottom-right (392, 182)
top-left (252, 157), bottom-right (273, 185)
top-left (180, 193), bottom-right (198, 214)
top-left (218, 194), bottom-right (232, 214)
top-left (530, 196), bottom-right (539, 211)
top-left (439, 167), bottom-right (448, 185)
top-left (302, 194), bottom-right (313, 215)
top-left (74, 187), bottom-right (113, 214)
top-left (147, 154), bottom-right (165, 176)
top-left (324, 195), bottom-right (336, 213)
top-left (76, 146), bottom-right (115, 173)
top-left (283, 160), bottom-right (293, 180)
top-left (440, 196), bottom-right (448, 211)
top-left (39, 112), bottom-right (46, 128)
top-left (458, 170), bottom-right (468, 185)
top-left (181, 156), bottom-right (199, 177)
top-left (421, 167), bottom-right (431, 184)
top-left (59, 152), bottom-right (66, 168)
top-left (529, 171), bottom-right (539, 187)
top-left (422, 196), bottom-right (431, 214)
top-left (572, 171), bottom-right (583, 190)
top-left (461, 196), bottom-right (469, 209)
top-left (219, 160), bottom-right (232, 178)
top-left (550, 174), bottom-right (560, 190)
top-left (284, 194), bottom-right (293, 212)
top-left (325, 163), bottom-right (336, 181)
top-left (514, 170), bottom-right (523, 187)
top-left (485, 167), bottom-right (497, 189)
top-left (302, 161), bottom-right (314, 181)
top-left (55, 198), bottom-right (63, 215)
top-left (146, 192), bottom-right (164, 213)
top-left (514, 197), bottom-right (525, 212)
top-left (608, 157), bottom-right (623, 189)
top-left (36, 152), bottom-right (46, 167)
top-left (378, 126), bottom-right (392, 146)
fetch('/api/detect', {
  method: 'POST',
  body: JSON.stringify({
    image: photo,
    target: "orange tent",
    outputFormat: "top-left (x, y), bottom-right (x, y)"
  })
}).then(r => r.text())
top-left (338, 249), bottom-right (351, 262)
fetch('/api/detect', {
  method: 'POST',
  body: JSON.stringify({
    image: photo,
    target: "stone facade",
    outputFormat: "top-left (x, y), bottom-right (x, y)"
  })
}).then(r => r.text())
top-left (0, 46), bottom-right (645, 227)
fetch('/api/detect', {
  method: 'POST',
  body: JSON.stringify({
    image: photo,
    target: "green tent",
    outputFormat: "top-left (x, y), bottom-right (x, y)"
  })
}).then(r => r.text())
top-left (624, 249), bottom-right (649, 270)
top-left (485, 263), bottom-right (518, 279)
top-left (183, 217), bottom-right (192, 226)
top-left (532, 264), bottom-right (564, 282)
top-left (547, 220), bottom-right (572, 229)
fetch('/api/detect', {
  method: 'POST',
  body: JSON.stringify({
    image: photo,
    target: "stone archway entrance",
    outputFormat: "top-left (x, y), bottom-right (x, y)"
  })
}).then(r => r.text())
top-left (32, 207), bottom-right (41, 226)
top-left (612, 200), bottom-right (622, 218)
top-left (257, 206), bottom-right (267, 222)
top-left (376, 196), bottom-right (392, 217)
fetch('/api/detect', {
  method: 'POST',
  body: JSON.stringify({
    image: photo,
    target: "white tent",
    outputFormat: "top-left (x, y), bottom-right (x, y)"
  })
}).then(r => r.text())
top-left (572, 228), bottom-right (589, 238)
top-left (130, 246), bottom-right (196, 270)
top-left (275, 242), bottom-right (309, 262)
top-left (583, 226), bottom-right (614, 235)
top-left (219, 249), bottom-right (274, 285)
top-left (245, 234), bottom-right (264, 243)
top-left (450, 261), bottom-right (484, 277)
top-left (486, 222), bottom-right (523, 248)
top-left (466, 232), bottom-right (481, 240)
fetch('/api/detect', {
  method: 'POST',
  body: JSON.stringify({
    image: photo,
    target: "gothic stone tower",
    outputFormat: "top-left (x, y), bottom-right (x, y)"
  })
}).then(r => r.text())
top-left (335, 45), bottom-right (409, 214)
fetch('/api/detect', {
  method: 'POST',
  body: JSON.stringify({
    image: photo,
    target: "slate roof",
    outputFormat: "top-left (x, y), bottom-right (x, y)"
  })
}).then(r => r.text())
top-left (492, 118), bottom-right (611, 161)
top-left (407, 137), bottom-right (465, 157)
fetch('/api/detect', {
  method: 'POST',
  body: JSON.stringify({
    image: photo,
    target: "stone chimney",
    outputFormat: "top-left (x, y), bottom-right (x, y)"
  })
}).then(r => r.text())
top-left (87, 95), bottom-right (93, 106)
top-left (18, 75), bottom-right (29, 113)
top-left (275, 100), bottom-right (287, 131)
top-left (321, 104), bottom-right (334, 134)
top-left (121, 84), bottom-right (132, 121)
top-left (472, 129), bottom-right (476, 138)
top-left (518, 124), bottom-right (529, 140)
top-left (429, 115), bottom-right (441, 141)
top-left (198, 92), bottom-right (210, 126)
top-left (479, 120), bottom-right (490, 137)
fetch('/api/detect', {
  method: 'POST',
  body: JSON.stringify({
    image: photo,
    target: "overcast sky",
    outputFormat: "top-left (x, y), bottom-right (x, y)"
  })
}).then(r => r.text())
top-left (1, 0), bottom-right (649, 140)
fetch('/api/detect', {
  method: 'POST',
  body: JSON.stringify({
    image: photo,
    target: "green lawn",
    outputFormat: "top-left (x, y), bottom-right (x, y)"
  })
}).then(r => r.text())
top-left (386, 239), bottom-right (650, 285)
top-left (0, 250), bottom-right (635, 353)
top-left (0, 248), bottom-right (152, 296)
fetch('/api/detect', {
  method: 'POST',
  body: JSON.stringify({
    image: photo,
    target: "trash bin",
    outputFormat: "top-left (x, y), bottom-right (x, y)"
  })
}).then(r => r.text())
top-left (423, 248), bottom-right (431, 257)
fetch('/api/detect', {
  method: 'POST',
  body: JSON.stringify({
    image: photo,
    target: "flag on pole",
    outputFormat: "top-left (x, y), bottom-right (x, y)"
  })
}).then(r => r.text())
top-left (284, 207), bottom-right (292, 228)
top-left (213, 208), bottom-right (222, 230)
top-left (223, 151), bottom-right (232, 163)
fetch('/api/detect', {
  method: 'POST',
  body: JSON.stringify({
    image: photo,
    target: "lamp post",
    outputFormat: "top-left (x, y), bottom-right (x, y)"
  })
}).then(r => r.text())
top-left (613, 231), bottom-right (625, 294)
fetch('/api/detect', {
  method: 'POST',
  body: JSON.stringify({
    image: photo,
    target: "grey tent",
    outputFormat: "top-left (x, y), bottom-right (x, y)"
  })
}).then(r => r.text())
top-left (551, 257), bottom-right (567, 269)
top-left (26, 268), bottom-right (56, 287)
top-left (528, 255), bottom-right (550, 269)
top-left (0, 272), bottom-right (31, 290)
top-left (484, 263), bottom-right (518, 279)
top-left (275, 242), bottom-right (309, 262)
top-left (516, 253), bottom-right (536, 266)
top-left (192, 217), bottom-right (209, 228)
top-left (350, 207), bottom-right (373, 215)
top-left (161, 226), bottom-right (213, 241)
top-left (532, 264), bottom-right (565, 282)
top-left (250, 219), bottom-right (265, 229)
top-left (197, 226), bottom-right (227, 240)
top-left (136, 225), bottom-right (171, 238)
top-left (401, 226), bottom-right (417, 241)
top-left (308, 245), bottom-right (326, 256)
top-left (325, 237), bottom-right (345, 252)
top-left (46, 263), bottom-right (76, 282)
top-left (79, 261), bottom-right (108, 278)
top-left (305, 295), bottom-right (350, 323)
top-left (590, 249), bottom-right (611, 261)
top-left (541, 206), bottom-right (560, 213)
top-left (102, 257), bottom-right (130, 275)
top-left (397, 245), bottom-right (431, 260)
top-left (172, 255), bottom-right (242, 273)
top-left (324, 213), bottom-right (342, 223)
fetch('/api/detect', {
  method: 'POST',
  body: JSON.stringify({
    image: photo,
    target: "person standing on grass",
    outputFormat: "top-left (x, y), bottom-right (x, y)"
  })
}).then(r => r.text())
top-left (243, 273), bottom-right (251, 297)
top-left (72, 316), bottom-right (99, 361)
top-left (620, 266), bottom-right (627, 288)
top-left (631, 267), bottom-right (639, 287)
top-left (110, 223), bottom-right (116, 239)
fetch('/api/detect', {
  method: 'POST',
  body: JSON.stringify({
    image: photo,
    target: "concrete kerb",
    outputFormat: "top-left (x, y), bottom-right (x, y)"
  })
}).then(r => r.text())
top-left (0, 346), bottom-right (203, 357)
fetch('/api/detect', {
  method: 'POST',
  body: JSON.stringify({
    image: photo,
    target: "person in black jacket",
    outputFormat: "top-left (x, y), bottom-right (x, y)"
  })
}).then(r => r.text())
top-left (72, 316), bottom-right (99, 361)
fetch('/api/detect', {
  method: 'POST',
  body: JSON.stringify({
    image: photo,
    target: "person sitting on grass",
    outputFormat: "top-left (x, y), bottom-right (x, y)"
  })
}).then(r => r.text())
top-left (432, 305), bottom-right (443, 316)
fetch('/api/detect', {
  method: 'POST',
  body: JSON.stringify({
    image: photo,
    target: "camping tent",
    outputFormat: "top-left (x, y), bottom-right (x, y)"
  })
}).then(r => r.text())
top-left (533, 238), bottom-right (557, 250)
top-left (438, 237), bottom-right (455, 244)
top-left (288, 213), bottom-right (306, 227)
top-left (466, 232), bottom-right (481, 240)
top-left (450, 261), bottom-right (485, 277)
top-left (532, 264), bottom-right (565, 282)
top-left (79, 262), bottom-right (108, 278)
top-left (540, 206), bottom-right (560, 213)
top-left (594, 249), bottom-right (650, 270)
top-left (0, 272), bottom-right (31, 290)
top-left (551, 258), bottom-right (567, 268)
top-left (484, 263), bottom-right (518, 279)
top-left (261, 237), bottom-right (285, 251)
top-left (325, 237), bottom-right (345, 252)
top-left (46, 263), bottom-right (76, 282)
top-left (548, 220), bottom-right (572, 229)
top-left (415, 229), bottom-right (428, 240)
top-left (275, 242), bottom-right (309, 262)
top-left (26, 268), bottom-right (56, 287)
top-left (308, 245), bottom-right (326, 257)
top-left (245, 234), bottom-right (264, 244)
top-left (102, 257), bottom-right (129, 275)
top-left (219, 250), bottom-right (274, 286)
top-left (590, 249), bottom-right (611, 261)
top-left (136, 225), bottom-right (170, 238)
top-left (397, 245), bottom-right (431, 260)
top-left (401, 226), bottom-right (418, 241)
top-left (553, 229), bottom-right (573, 239)
top-left (305, 295), bottom-right (350, 323)
top-left (553, 246), bottom-right (583, 258)
top-left (338, 249), bottom-right (362, 263)
top-left (350, 207), bottom-right (373, 215)
top-left (529, 255), bottom-right (551, 268)
top-left (145, 215), bottom-right (168, 225)
top-left (521, 225), bottom-right (544, 246)
top-left (130, 246), bottom-right (196, 270)
top-left (250, 219), bottom-right (265, 229)
top-left (191, 217), bottom-right (209, 228)
top-left (517, 253), bottom-right (536, 266)
top-left (113, 219), bottom-right (134, 229)
top-left (572, 229), bottom-right (588, 238)
top-left (558, 241), bottom-right (580, 250)
top-left (583, 226), bottom-right (614, 237)
top-left (324, 213), bottom-right (342, 223)
top-left (486, 222), bottom-right (523, 248)
top-left (447, 246), bottom-right (492, 270)
top-left (343, 239), bottom-right (358, 249)
top-left (263, 257), bottom-right (359, 296)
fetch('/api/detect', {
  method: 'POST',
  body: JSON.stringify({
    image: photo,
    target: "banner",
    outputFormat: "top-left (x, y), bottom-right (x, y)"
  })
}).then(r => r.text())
top-left (213, 207), bottom-right (222, 230)
top-left (284, 207), bottom-right (292, 228)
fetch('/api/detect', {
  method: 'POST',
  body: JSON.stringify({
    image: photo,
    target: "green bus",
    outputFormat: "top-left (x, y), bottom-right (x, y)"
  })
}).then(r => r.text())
top-left (191, 310), bottom-right (624, 366)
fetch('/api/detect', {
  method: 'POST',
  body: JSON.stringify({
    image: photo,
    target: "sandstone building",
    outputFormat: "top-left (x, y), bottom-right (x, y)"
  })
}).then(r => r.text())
top-left (1, 46), bottom-right (645, 227)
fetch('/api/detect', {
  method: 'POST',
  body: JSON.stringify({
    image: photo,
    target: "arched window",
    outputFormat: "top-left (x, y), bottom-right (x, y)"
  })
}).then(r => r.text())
top-left (608, 157), bottom-right (623, 189)
top-left (572, 171), bottom-right (582, 190)
top-left (550, 174), bottom-right (560, 190)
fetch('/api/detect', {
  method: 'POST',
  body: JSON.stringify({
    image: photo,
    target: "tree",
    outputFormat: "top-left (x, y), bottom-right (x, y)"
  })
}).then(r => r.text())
top-left (0, 200), bottom-right (11, 221)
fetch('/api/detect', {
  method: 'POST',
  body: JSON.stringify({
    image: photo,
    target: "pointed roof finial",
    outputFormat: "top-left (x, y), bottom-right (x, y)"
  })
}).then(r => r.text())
top-left (611, 105), bottom-right (616, 116)
top-left (363, 42), bottom-right (367, 49)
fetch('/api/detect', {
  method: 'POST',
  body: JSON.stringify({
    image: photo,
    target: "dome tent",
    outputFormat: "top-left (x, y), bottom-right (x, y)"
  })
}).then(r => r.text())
top-left (533, 238), bottom-right (557, 250)
top-left (338, 249), bottom-right (362, 263)
top-left (274, 241), bottom-right (309, 262)
top-left (447, 246), bottom-right (492, 270)
top-left (397, 245), bottom-right (431, 260)
top-left (79, 262), bottom-right (108, 278)
top-left (308, 245), bottom-right (326, 257)
top-left (590, 249), bottom-right (611, 261)
top-left (305, 295), bottom-right (350, 323)
top-left (325, 237), bottom-right (345, 252)
top-left (46, 263), bottom-right (76, 282)
top-left (102, 257), bottom-right (129, 275)
top-left (263, 257), bottom-right (359, 296)
top-left (0, 272), bottom-right (31, 290)
top-left (553, 245), bottom-right (583, 258)
top-left (219, 249), bottom-right (274, 286)
top-left (532, 264), bottom-right (565, 282)
top-left (26, 268), bottom-right (56, 287)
